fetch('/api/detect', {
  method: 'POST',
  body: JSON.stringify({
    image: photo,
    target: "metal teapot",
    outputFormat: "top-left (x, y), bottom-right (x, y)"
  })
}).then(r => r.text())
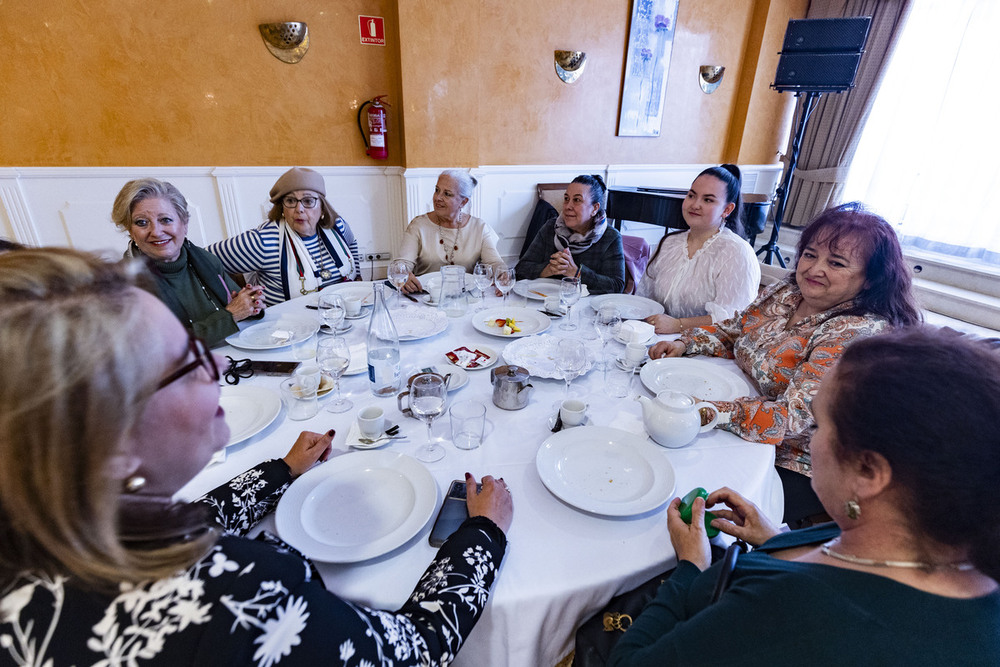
top-left (490, 364), bottom-right (533, 410)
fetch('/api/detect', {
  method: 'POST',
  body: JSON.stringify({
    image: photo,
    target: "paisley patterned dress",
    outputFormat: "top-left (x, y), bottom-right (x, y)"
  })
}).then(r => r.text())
top-left (0, 460), bottom-right (507, 667)
top-left (680, 278), bottom-right (889, 475)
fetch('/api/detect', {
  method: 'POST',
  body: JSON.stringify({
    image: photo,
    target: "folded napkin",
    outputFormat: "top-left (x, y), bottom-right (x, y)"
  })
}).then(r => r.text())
top-left (618, 320), bottom-right (654, 343)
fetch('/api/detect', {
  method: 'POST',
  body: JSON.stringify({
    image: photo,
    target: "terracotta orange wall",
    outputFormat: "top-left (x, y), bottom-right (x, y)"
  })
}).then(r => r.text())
top-left (398, 0), bottom-right (807, 167)
top-left (0, 0), bottom-right (403, 166)
top-left (1, 0), bottom-right (804, 168)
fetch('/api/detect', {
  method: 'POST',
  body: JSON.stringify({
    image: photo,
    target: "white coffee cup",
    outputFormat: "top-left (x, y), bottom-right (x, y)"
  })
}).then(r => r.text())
top-left (293, 364), bottom-right (322, 392)
top-left (624, 342), bottom-right (648, 367)
top-left (560, 399), bottom-right (588, 427)
top-left (344, 295), bottom-right (362, 317)
top-left (544, 296), bottom-right (563, 314)
top-left (358, 405), bottom-right (386, 438)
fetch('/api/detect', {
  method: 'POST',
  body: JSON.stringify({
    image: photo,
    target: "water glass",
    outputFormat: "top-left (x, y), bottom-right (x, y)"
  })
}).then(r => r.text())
top-left (291, 331), bottom-right (318, 360)
top-left (559, 277), bottom-right (581, 330)
top-left (388, 259), bottom-right (410, 307)
top-left (450, 400), bottom-right (486, 450)
top-left (595, 305), bottom-right (622, 369)
top-left (410, 373), bottom-right (447, 462)
top-left (473, 262), bottom-right (494, 311)
top-left (317, 337), bottom-right (352, 413)
top-left (279, 377), bottom-right (319, 421)
top-left (318, 293), bottom-right (346, 333)
top-left (495, 268), bottom-right (516, 306)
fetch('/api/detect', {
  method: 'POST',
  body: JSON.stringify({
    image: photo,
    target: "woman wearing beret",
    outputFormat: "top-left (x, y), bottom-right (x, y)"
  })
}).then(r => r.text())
top-left (209, 167), bottom-right (361, 306)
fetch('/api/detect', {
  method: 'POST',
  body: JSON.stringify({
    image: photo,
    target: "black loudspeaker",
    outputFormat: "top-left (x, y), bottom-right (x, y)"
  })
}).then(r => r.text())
top-left (782, 17), bottom-right (872, 53)
top-left (772, 16), bottom-right (872, 92)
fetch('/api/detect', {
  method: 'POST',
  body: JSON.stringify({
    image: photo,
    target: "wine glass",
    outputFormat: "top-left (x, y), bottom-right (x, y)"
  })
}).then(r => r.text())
top-left (473, 262), bottom-right (494, 311)
top-left (554, 338), bottom-right (588, 405)
top-left (410, 373), bottom-right (447, 462)
top-left (318, 293), bottom-right (346, 334)
top-left (559, 277), bottom-right (582, 331)
top-left (595, 305), bottom-right (622, 370)
top-left (317, 337), bottom-right (352, 413)
top-left (388, 259), bottom-right (410, 307)
top-left (495, 268), bottom-right (516, 307)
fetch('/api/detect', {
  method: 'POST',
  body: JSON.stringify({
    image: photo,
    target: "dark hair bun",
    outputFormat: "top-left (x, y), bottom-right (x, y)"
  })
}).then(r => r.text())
top-left (721, 163), bottom-right (742, 183)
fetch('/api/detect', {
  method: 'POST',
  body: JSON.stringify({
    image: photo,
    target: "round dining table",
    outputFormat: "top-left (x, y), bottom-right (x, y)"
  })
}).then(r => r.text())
top-left (177, 282), bottom-right (783, 667)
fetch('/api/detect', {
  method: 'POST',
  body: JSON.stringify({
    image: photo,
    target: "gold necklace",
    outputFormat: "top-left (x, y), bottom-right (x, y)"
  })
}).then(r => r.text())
top-left (820, 541), bottom-right (974, 571)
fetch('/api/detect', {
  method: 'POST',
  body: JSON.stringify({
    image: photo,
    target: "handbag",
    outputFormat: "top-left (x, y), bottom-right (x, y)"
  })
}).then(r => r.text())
top-left (571, 542), bottom-right (745, 667)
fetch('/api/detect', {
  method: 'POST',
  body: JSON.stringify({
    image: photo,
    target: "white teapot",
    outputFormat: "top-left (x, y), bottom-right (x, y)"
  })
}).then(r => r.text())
top-left (637, 390), bottom-right (720, 448)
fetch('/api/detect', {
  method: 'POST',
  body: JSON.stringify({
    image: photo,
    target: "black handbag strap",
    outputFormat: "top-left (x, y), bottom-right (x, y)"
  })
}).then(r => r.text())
top-left (710, 541), bottom-right (747, 603)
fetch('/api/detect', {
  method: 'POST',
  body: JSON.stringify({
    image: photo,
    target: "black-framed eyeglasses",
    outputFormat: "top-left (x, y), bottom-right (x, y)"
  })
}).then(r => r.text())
top-left (282, 195), bottom-right (319, 209)
top-left (157, 336), bottom-right (220, 390)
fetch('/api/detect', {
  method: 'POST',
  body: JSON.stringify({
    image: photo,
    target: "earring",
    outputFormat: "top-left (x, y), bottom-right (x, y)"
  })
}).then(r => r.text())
top-left (844, 498), bottom-right (861, 520)
top-left (123, 475), bottom-right (146, 494)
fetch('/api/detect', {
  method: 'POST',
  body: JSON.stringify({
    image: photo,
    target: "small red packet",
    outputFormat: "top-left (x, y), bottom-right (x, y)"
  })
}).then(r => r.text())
top-left (447, 346), bottom-right (492, 368)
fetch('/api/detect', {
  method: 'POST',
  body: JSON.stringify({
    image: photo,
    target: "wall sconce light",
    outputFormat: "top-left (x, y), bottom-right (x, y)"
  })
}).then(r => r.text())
top-left (554, 50), bottom-right (588, 84)
top-left (699, 66), bottom-right (725, 94)
top-left (259, 22), bottom-right (310, 64)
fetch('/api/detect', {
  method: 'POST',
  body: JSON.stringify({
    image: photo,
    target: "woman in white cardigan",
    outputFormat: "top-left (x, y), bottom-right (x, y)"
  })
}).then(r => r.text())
top-left (396, 169), bottom-right (506, 293)
top-left (638, 164), bottom-right (760, 333)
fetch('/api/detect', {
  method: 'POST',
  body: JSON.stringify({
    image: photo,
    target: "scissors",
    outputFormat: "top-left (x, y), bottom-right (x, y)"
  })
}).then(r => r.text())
top-left (224, 357), bottom-right (254, 385)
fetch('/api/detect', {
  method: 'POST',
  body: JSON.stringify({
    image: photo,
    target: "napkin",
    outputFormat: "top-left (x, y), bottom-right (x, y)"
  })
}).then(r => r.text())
top-left (618, 320), bottom-right (654, 343)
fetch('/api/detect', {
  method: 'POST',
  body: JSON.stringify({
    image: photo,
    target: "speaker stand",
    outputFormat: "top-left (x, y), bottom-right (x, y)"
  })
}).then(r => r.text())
top-left (758, 91), bottom-right (823, 267)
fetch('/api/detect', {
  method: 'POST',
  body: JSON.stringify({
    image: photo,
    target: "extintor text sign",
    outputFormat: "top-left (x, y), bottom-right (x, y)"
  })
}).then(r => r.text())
top-left (359, 16), bottom-right (385, 45)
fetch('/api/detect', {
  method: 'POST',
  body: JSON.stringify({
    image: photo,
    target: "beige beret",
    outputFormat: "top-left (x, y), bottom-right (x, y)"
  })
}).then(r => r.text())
top-left (269, 167), bottom-right (327, 202)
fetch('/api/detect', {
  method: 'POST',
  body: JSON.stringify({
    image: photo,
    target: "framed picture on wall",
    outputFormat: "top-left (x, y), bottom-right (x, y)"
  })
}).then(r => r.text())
top-left (617, 0), bottom-right (680, 137)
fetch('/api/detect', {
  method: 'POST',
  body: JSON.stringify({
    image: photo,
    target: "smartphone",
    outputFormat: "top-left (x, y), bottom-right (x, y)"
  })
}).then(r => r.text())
top-left (429, 480), bottom-right (481, 547)
top-left (678, 487), bottom-right (720, 537)
top-left (249, 361), bottom-right (300, 376)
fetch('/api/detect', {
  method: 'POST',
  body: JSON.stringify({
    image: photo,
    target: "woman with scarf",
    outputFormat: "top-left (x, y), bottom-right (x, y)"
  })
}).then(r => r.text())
top-left (113, 178), bottom-right (264, 347)
top-left (209, 167), bottom-right (361, 306)
top-left (515, 174), bottom-right (625, 295)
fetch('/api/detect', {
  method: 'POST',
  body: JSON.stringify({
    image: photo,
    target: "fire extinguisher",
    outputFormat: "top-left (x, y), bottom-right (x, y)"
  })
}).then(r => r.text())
top-left (357, 96), bottom-right (389, 160)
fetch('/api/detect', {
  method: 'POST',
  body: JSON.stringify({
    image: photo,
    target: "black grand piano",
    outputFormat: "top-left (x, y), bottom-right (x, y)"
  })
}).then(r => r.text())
top-left (606, 186), bottom-right (771, 246)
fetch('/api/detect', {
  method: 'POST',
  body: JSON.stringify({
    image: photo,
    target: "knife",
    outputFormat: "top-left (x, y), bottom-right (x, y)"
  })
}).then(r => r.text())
top-left (384, 280), bottom-right (420, 303)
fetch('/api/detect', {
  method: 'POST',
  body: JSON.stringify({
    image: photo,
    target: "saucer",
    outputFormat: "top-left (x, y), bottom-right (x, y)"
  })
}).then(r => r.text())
top-left (320, 322), bottom-right (352, 335)
top-left (616, 357), bottom-right (647, 372)
top-left (547, 414), bottom-right (593, 431)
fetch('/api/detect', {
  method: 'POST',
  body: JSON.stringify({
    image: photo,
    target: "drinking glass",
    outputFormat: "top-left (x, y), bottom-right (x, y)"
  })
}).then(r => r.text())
top-left (318, 293), bottom-right (346, 334)
top-left (559, 277), bottom-right (582, 331)
top-left (495, 268), bottom-right (516, 307)
top-left (473, 262), bottom-right (494, 311)
top-left (410, 373), bottom-right (447, 462)
top-left (595, 305), bottom-right (622, 370)
top-left (554, 338), bottom-right (588, 407)
top-left (388, 258), bottom-right (410, 307)
top-left (317, 337), bottom-right (352, 413)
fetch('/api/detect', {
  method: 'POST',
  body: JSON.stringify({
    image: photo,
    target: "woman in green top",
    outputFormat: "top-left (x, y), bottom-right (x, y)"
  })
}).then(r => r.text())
top-left (113, 178), bottom-right (264, 347)
top-left (609, 326), bottom-right (1000, 666)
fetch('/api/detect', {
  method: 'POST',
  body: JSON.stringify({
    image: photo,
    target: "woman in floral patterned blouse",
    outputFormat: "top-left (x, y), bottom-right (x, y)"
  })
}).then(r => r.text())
top-left (0, 248), bottom-right (513, 667)
top-left (650, 203), bottom-right (920, 524)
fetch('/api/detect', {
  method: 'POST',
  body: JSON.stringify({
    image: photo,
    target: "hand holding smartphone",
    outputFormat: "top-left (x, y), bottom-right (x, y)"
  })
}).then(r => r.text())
top-left (429, 480), bottom-right (482, 547)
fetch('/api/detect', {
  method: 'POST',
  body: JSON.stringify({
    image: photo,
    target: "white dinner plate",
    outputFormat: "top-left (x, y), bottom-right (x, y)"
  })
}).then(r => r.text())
top-left (394, 305), bottom-right (449, 340)
top-left (275, 451), bottom-right (438, 562)
top-left (474, 307), bottom-right (551, 338)
top-left (513, 278), bottom-right (563, 300)
top-left (536, 426), bottom-right (676, 516)
top-left (589, 294), bottom-right (665, 320)
top-left (444, 344), bottom-right (499, 370)
top-left (320, 321), bottom-right (352, 335)
top-left (319, 281), bottom-right (376, 307)
top-left (228, 317), bottom-right (319, 350)
top-left (640, 358), bottom-right (754, 401)
top-left (219, 386), bottom-right (282, 447)
top-left (502, 334), bottom-right (594, 379)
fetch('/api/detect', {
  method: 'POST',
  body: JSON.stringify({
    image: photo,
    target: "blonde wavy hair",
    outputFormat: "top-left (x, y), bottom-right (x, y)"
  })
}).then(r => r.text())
top-left (0, 248), bottom-right (215, 590)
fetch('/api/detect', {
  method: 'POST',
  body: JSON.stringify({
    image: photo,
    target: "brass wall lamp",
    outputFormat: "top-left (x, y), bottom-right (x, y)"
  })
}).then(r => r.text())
top-left (259, 22), bottom-right (310, 64)
top-left (699, 66), bottom-right (725, 93)
top-left (555, 50), bottom-right (588, 84)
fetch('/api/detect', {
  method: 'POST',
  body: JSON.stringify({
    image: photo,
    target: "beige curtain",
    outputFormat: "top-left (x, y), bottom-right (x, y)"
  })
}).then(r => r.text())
top-left (783, 0), bottom-right (911, 227)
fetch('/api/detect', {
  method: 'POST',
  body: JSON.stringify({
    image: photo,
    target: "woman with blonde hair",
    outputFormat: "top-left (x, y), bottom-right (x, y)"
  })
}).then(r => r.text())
top-left (0, 248), bottom-right (512, 666)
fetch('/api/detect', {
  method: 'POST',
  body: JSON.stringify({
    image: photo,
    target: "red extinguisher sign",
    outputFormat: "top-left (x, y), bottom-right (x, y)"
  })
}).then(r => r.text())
top-left (359, 16), bottom-right (385, 46)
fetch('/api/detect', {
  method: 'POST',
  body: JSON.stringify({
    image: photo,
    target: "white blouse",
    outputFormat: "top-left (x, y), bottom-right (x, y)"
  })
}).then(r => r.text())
top-left (396, 214), bottom-right (506, 275)
top-left (637, 227), bottom-right (761, 323)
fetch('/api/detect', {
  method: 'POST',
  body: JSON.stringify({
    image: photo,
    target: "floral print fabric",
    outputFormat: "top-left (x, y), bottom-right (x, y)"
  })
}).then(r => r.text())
top-left (680, 279), bottom-right (889, 474)
top-left (1, 461), bottom-right (506, 666)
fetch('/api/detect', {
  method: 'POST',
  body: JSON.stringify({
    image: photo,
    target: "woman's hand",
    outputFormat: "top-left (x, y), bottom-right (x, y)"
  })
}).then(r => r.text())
top-left (649, 340), bottom-right (686, 359)
top-left (706, 487), bottom-right (781, 547)
top-left (666, 496), bottom-right (712, 570)
top-left (465, 472), bottom-right (513, 534)
top-left (283, 429), bottom-right (334, 478)
top-left (226, 285), bottom-right (265, 321)
top-left (540, 249), bottom-right (577, 278)
top-left (401, 271), bottom-right (423, 294)
top-left (646, 314), bottom-right (682, 334)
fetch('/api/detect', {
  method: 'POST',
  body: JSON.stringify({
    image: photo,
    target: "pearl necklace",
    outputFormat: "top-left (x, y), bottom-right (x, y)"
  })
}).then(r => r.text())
top-left (821, 541), bottom-right (974, 572)
top-left (437, 212), bottom-right (465, 265)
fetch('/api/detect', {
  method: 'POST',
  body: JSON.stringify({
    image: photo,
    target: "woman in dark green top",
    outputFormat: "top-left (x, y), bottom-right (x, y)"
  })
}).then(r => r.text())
top-left (113, 178), bottom-right (265, 346)
top-left (609, 327), bottom-right (1000, 666)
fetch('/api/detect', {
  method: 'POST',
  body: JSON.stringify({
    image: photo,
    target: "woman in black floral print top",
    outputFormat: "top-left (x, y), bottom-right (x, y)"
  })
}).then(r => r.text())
top-left (0, 248), bottom-right (513, 667)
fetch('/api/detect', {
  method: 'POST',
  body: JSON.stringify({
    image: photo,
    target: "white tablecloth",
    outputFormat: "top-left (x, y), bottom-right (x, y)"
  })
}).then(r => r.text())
top-left (178, 287), bottom-right (781, 667)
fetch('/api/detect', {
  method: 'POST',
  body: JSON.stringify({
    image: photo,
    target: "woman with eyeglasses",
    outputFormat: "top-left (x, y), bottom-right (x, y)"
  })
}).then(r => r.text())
top-left (394, 169), bottom-right (506, 294)
top-left (112, 178), bottom-right (266, 347)
top-left (209, 167), bottom-right (361, 306)
top-left (0, 248), bottom-right (513, 666)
